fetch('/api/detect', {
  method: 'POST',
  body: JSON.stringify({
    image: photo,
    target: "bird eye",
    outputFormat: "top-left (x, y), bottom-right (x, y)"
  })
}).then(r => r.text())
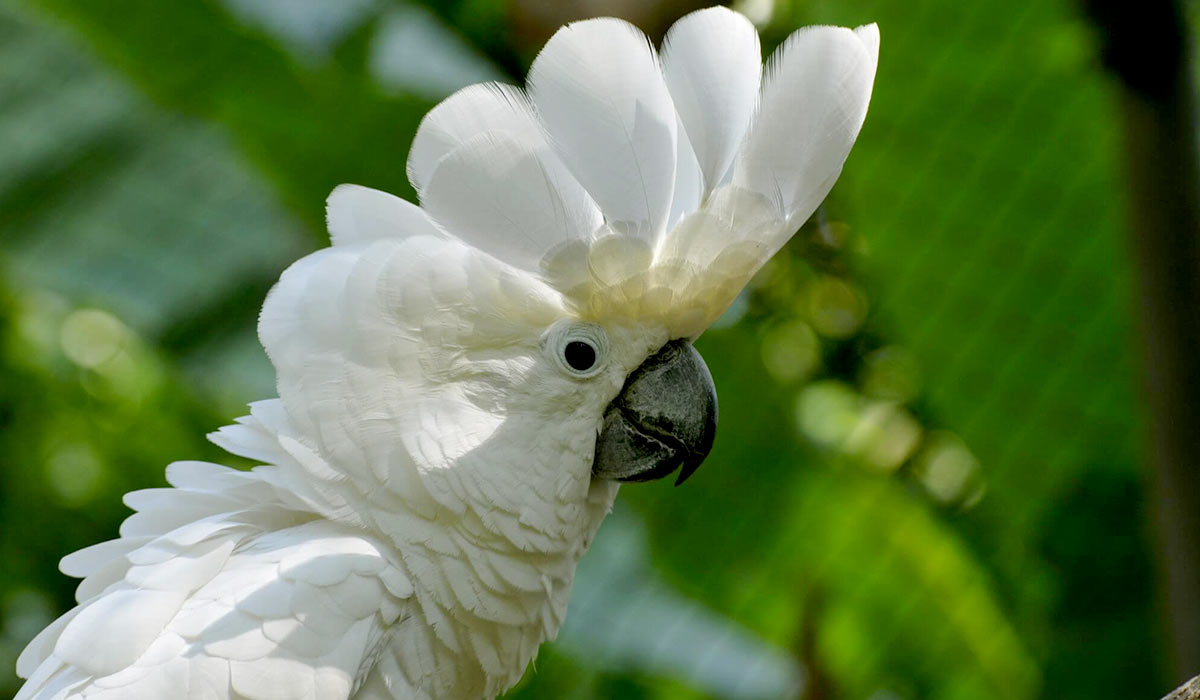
top-left (564, 340), bottom-right (597, 372)
top-left (545, 321), bottom-right (609, 379)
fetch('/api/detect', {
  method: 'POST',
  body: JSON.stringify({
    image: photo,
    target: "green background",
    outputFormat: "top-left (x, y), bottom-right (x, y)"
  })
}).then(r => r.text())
top-left (0, 0), bottom-right (1173, 698)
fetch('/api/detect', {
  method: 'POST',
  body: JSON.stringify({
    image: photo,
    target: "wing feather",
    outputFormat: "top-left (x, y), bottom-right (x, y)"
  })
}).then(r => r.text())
top-left (58, 538), bottom-right (148, 579)
top-left (19, 520), bottom-right (411, 700)
top-left (15, 607), bottom-right (82, 680)
top-left (54, 588), bottom-right (190, 675)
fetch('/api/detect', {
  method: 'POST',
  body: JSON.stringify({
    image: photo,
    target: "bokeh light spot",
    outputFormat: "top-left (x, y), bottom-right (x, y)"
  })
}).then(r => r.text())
top-left (761, 320), bottom-right (820, 382)
top-left (59, 309), bottom-right (127, 369)
top-left (845, 403), bottom-right (923, 473)
top-left (914, 433), bottom-right (982, 505)
top-left (796, 380), bottom-right (862, 448)
top-left (807, 276), bottom-right (868, 339)
top-left (44, 442), bottom-right (106, 507)
top-left (731, 0), bottom-right (775, 26)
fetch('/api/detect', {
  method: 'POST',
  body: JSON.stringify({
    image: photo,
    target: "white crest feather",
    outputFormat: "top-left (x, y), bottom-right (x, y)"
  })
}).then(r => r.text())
top-left (662, 6), bottom-right (762, 194)
top-left (421, 132), bottom-right (603, 272)
top-left (528, 18), bottom-right (679, 236)
top-left (406, 82), bottom-right (545, 195)
top-left (732, 24), bottom-right (878, 226)
top-left (326, 184), bottom-right (443, 246)
top-left (667, 114), bottom-right (704, 234)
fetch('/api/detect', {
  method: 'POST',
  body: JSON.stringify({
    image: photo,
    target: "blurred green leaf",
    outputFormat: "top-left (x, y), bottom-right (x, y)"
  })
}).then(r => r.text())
top-left (771, 0), bottom-right (1160, 695)
top-left (0, 289), bottom-right (231, 697)
top-left (21, 0), bottom-right (434, 232)
top-left (630, 327), bottom-right (1038, 699)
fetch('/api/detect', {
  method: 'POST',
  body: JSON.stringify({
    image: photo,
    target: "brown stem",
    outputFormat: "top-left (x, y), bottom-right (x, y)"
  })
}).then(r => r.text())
top-left (793, 585), bottom-right (834, 700)
top-left (1084, 0), bottom-right (1200, 679)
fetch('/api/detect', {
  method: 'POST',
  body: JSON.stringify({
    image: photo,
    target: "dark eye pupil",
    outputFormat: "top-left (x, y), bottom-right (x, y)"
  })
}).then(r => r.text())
top-left (564, 341), bottom-right (596, 372)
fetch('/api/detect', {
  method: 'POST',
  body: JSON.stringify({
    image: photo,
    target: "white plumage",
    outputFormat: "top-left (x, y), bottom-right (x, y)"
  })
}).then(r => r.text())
top-left (422, 132), bottom-right (603, 270)
top-left (527, 18), bottom-right (680, 237)
top-left (661, 8), bottom-right (762, 193)
top-left (16, 7), bottom-right (877, 699)
top-left (733, 23), bottom-right (879, 228)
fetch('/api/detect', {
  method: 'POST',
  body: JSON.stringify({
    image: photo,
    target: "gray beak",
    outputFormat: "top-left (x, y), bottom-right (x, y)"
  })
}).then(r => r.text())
top-left (592, 339), bottom-right (718, 486)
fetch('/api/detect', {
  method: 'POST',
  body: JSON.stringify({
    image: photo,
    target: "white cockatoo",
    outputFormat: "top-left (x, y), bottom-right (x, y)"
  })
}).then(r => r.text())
top-left (16, 7), bottom-right (877, 699)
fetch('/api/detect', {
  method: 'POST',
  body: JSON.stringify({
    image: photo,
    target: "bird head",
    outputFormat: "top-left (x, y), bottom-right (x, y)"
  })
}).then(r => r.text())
top-left (256, 7), bottom-right (878, 543)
